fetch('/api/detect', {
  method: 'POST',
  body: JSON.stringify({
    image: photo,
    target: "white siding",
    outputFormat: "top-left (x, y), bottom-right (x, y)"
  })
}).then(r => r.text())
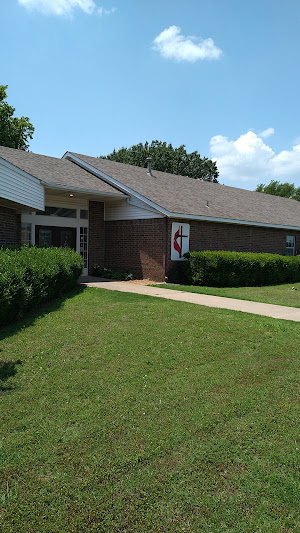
top-left (0, 159), bottom-right (44, 211)
top-left (105, 199), bottom-right (164, 221)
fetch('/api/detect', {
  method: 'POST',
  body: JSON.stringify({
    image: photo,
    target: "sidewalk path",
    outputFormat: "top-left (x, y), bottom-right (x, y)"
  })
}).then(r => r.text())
top-left (80, 277), bottom-right (300, 322)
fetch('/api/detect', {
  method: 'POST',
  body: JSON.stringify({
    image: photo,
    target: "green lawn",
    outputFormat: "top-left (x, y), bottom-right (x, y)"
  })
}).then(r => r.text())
top-left (1, 287), bottom-right (299, 532)
top-left (152, 282), bottom-right (300, 308)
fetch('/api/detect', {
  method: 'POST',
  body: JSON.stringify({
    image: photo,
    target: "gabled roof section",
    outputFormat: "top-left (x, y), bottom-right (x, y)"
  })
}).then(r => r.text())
top-left (1, 146), bottom-right (300, 230)
top-left (0, 146), bottom-right (125, 198)
top-left (65, 151), bottom-right (300, 230)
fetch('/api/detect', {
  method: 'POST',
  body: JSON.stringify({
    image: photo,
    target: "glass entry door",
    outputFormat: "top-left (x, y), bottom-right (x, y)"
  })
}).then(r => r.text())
top-left (35, 226), bottom-right (76, 250)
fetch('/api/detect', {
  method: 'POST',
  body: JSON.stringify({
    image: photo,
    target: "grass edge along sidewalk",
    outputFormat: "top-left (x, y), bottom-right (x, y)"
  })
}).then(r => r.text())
top-left (0, 287), bottom-right (299, 532)
top-left (151, 282), bottom-right (300, 309)
top-left (82, 279), bottom-right (300, 322)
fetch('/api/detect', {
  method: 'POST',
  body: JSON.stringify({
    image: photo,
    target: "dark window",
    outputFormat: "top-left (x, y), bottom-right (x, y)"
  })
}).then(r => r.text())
top-left (36, 226), bottom-right (76, 250)
top-left (38, 229), bottom-right (52, 247)
top-left (40, 206), bottom-right (76, 218)
top-left (286, 235), bottom-right (295, 256)
top-left (80, 209), bottom-right (88, 219)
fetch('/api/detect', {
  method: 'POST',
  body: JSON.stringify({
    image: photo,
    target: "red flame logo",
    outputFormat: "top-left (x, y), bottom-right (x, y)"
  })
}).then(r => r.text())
top-left (173, 227), bottom-right (181, 258)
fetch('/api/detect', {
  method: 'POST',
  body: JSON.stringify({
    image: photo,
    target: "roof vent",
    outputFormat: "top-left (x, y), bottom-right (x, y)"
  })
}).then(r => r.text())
top-left (146, 156), bottom-right (153, 176)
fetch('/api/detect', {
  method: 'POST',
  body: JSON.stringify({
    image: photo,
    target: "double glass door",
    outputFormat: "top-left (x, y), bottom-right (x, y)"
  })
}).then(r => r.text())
top-left (35, 226), bottom-right (76, 250)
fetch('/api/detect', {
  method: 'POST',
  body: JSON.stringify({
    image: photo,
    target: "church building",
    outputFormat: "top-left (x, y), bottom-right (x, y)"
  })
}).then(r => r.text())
top-left (0, 145), bottom-right (300, 281)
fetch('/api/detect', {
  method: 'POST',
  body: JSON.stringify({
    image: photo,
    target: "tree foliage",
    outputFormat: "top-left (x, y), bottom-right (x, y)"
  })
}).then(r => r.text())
top-left (103, 140), bottom-right (219, 182)
top-left (256, 180), bottom-right (300, 201)
top-left (0, 85), bottom-right (34, 151)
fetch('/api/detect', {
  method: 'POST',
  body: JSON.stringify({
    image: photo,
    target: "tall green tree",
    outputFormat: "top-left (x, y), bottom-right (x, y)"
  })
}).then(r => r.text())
top-left (256, 180), bottom-right (300, 201)
top-left (0, 85), bottom-right (34, 151)
top-left (103, 140), bottom-right (219, 182)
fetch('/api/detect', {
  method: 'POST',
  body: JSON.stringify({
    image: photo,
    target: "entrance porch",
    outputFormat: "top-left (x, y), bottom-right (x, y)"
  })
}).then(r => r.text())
top-left (21, 192), bottom-right (104, 276)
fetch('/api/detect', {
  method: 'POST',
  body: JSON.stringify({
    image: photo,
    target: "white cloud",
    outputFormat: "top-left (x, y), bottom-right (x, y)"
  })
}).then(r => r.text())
top-left (210, 130), bottom-right (300, 185)
top-left (152, 25), bottom-right (222, 62)
top-left (97, 5), bottom-right (116, 16)
top-left (18, 0), bottom-right (116, 16)
top-left (272, 145), bottom-right (300, 179)
top-left (259, 127), bottom-right (275, 139)
top-left (18, 0), bottom-right (96, 15)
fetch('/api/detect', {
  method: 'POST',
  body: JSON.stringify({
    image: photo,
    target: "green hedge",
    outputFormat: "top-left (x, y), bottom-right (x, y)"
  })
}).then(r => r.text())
top-left (0, 246), bottom-right (83, 326)
top-left (183, 250), bottom-right (300, 287)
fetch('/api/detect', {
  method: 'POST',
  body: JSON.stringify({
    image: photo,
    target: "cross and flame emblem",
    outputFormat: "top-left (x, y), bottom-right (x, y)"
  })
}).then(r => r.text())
top-left (173, 225), bottom-right (189, 259)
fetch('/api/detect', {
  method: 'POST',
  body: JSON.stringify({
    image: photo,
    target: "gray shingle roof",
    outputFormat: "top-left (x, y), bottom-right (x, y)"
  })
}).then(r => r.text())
top-left (68, 152), bottom-right (300, 229)
top-left (0, 146), bottom-right (124, 197)
top-left (1, 146), bottom-right (300, 229)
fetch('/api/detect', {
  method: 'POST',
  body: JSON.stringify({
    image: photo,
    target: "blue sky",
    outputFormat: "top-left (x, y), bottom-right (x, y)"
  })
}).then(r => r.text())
top-left (2, 0), bottom-right (300, 189)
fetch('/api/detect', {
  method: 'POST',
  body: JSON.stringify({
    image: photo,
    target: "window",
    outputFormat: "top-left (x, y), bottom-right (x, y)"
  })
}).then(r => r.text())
top-left (80, 227), bottom-right (88, 268)
top-left (286, 235), bottom-right (295, 256)
top-left (38, 229), bottom-right (52, 247)
top-left (80, 209), bottom-right (88, 219)
top-left (39, 206), bottom-right (76, 218)
top-left (21, 223), bottom-right (31, 245)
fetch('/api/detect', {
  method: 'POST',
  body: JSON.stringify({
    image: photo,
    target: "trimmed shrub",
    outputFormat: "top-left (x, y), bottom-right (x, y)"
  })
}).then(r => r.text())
top-left (0, 246), bottom-right (83, 326)
top-left (183, 250), bottom-right (300, 287)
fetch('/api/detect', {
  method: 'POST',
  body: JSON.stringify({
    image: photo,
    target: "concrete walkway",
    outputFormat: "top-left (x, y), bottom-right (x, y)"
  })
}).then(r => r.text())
top-left (80, 277), bottom-right (300, 322)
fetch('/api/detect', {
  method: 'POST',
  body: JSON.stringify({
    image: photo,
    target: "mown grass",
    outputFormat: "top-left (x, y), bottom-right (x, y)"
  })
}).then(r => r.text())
top-left (0, 287), bottom-right (299, 532)
top-left (153, 282), bottom-right (300, 308)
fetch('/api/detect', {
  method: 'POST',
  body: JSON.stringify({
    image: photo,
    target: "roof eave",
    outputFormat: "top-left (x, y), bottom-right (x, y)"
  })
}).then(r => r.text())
top-left (63, 152), bottom-right (172, 216)
top-left (63, 152), bottom-right (300, 231)
top-left (42, 181), bottom-right (126, 199)
top-left (168, 211), bottom-right (300, 231)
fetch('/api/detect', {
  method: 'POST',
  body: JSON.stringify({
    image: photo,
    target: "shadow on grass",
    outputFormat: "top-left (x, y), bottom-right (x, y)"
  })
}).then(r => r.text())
top-left (0, 284), bottom-right (87, 343)
top-left (0, 359), bottom-right (23, 391)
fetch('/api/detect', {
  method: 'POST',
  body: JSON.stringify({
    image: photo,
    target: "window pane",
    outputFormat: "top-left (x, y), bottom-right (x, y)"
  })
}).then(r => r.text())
top-left (39, 229), bottom-right (52, 247)
top-left (286, 235), bottom-right (295, 256)
top-left (80, 227), bottom-right (88, 268)
top-left (286, 236), bottom-right (295, 247)
top-left (80, 210), bottom-right (88, 219)
top-left (21, 223), bottom-right (31, 245)
top-left (60, 231), bottom-right (73, 248)
top-left (40, 206), bottom-right (76, 218)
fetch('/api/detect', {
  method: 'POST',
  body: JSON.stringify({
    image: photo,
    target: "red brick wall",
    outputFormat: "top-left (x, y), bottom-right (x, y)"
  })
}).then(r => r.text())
top-left (0, 205), bottom-right (21, 245)
top-left (104, 218), bottom-right (166, 281)
top-left (89, 209), bottom-right (300, 281)
top-left (88, 201), bottom-right (105, 274)
top-left (166, 218), bottom-right (300, 280)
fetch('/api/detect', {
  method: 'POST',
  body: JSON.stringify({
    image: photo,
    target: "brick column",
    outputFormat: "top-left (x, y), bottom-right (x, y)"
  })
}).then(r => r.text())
top-left (0, 205), bottom-right (21, 245)
top-left (88, 201), bottom-right (105, 274)
top-left (104, 218), bottom-right (165, 281)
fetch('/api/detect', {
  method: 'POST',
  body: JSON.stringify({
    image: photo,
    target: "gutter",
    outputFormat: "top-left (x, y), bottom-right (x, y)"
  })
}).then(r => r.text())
top-left (165, 212), bottom-right (300, 232)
